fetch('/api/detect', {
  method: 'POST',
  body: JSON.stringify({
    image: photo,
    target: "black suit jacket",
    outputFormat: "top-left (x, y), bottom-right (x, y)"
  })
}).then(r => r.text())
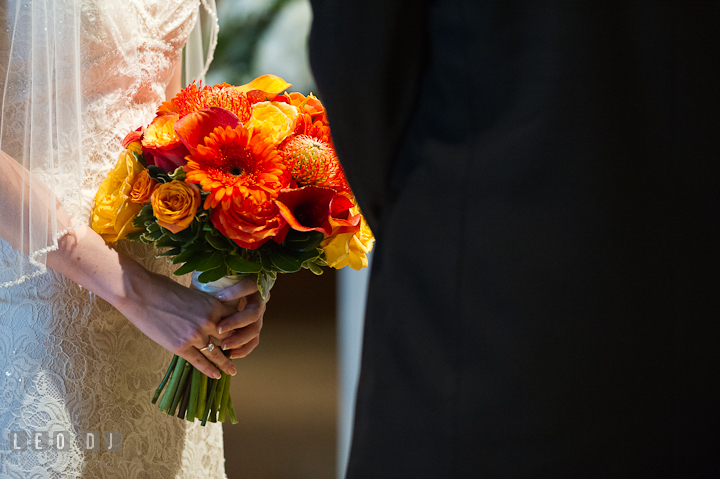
top-left (309, 1), bottom-right (720, 477)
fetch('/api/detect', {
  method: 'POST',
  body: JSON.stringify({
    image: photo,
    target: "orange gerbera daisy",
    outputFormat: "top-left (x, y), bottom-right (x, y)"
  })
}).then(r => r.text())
top-left (183, 124), bottom-right (290, 211)
top-left (159, 83), bottom-right (252, 123)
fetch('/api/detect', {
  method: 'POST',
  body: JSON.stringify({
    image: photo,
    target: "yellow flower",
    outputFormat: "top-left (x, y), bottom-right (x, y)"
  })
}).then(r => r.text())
top-left (235, 74), bottom-right (292, 95)
top-left (91, 149), bottom-right (145, 242)
top-left (245, 101), bottom-right (300, 145)
top-left (322, 211), bottom-right (375, 271)
top-left (126, 140), bottom-right (143, 155)
top-left (151, 181), bottom-right (201, 234)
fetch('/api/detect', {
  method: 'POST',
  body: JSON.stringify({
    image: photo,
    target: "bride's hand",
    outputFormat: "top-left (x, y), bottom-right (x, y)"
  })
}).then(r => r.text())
top-left (42, 223), bottom-right (242, 379)
top-left (115, 268), bottom-right (240, 380)
top-left (213, 277), bottom-right (269, 359)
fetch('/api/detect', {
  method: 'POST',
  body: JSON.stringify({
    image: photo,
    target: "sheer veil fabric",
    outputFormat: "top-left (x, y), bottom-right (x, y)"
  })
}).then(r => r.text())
top-left (0, 1), bottom-right (230, 478)
top-left (0, 0), bottom-right (218, 288)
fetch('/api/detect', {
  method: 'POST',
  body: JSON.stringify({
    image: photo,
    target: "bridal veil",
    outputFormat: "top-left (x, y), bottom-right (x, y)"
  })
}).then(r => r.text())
top-left (0, 0), bottom-right (217, 288)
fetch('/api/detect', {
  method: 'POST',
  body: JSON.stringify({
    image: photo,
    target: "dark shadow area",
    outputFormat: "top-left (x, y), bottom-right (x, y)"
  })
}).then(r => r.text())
top-left (224, 268), bottom-right (337, 479)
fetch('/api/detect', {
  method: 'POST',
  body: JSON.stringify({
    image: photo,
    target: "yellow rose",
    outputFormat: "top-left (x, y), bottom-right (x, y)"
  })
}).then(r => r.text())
top-left (126, 140), bottom-right (143, 155)
top-left (245, 101), bottom-right (300, 145)
top-left (151, 181), bottom-right (201, 234)
top-left (129, 169), bottom-right (158, 204)
top-left (91, 149), bottom-right (145, 242)
top-left (322, 214), bottom-right (375, 271)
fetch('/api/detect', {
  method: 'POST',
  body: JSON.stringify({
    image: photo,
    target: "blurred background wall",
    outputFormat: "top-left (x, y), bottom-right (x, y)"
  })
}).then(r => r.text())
top-left (206, 2), bottom-right (369, 478)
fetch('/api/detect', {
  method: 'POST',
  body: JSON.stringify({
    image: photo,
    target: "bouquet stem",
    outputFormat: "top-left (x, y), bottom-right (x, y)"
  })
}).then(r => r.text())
top-left (186, 367), bottom-right (202, 421)
top-left (177, 375), bottom-right (193, 419)
top-left (153, 354), bottom-right (178, 404)
top-left (196, 373), bottom-right (208, 420)
top-left (218, 372), bottom-right (232, 422)
top-left (170, 361), bottom-right (192, 415)
top-left (153, 273), bottom-right (250, 425)
top-left (159, 357), bottom-right (186, 413)
top-left (201, 377), bottom-right (220, 426)
top-left (227, 395), bottom-right (238, 425)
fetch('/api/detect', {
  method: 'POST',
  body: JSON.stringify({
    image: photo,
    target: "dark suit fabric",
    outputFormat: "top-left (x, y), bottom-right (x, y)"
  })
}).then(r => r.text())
top-left (309, 1), bottom-right (720, 477)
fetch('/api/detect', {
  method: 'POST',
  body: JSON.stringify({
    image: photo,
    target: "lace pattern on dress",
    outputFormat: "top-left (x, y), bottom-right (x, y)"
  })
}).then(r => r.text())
top-left (0, 1), bottom-right (228, 477)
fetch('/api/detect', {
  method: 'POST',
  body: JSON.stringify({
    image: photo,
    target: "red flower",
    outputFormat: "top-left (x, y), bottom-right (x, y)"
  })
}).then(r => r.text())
top-left (275, 186), bottom-right (360, 235)
top-left (211, 200), bottom-right (288, 249)
top-left (122, 127), bottom-right (144, 148)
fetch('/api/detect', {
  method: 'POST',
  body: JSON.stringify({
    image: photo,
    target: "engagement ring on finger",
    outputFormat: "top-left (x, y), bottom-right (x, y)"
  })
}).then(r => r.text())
top-left (199, 342), bottom-right (215, 352)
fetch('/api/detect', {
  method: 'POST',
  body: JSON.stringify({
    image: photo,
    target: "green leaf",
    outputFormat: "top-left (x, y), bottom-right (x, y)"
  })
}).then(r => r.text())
top-left (205, 230), bottom-right (233, 251)
top-left (173, 253), bottom-right (207, 276)
top-left (197, 251), bottom-right (224, 272)
top-left (315, 252), bottom-right (328, 267)
top-left (225, 254), bottom-right (262, 274)
top-left (295, 247), bottom-right (322, 263)
top-left (132, 150), bottom-right (147, 168)
top-left (269, 247), bottom-right (302, 273)
top-left (155, 235), bottom-right (183, 249)
top-left (282, 229), bottom-right (325, 252)
top-left (197, 266), bottom-right (228, 283)
top-left (165, 221), bottom-right (202, 246)
top-left (173, 260), bottom-right (201, 276)
top-left (124, 231), bottom-right (145, 242)
top-left (172, 243), bottom-right (208, 265)
top-left (256, 271), bottom-right (277, 302)
top-left (169, 166), bottom-right (186, 182)
top-left (148, 165), bottom-right (171, 183)
top-left (132, 204), bottom-right (155, 228)
top-left (144, 223), bottom-right (164, 241)
top-left (156, 246), bottom-right (183, 258)
top-left (259, 248), bottom-right (280, 272)
top-left (307, 262), bottom-right (324, 275)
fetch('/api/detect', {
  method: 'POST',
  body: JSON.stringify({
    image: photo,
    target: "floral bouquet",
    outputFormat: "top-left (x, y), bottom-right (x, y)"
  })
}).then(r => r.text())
top-left (90, 75), bottom-right (374, 425)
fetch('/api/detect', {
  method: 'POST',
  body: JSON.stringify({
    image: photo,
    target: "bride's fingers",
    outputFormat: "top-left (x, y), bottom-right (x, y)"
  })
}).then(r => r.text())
top-left (216, 291), bottom-right (266, 334)
top-left (198, 340), bottom-right (237, 377)
top-left (180, 348), bottom-right (223, 380)
top-left (228, 336), bottom-right (260, 360)
top-left (216, 276), bottom-right (258, 302)
top-left (221, 315), bottom-right (263, 351)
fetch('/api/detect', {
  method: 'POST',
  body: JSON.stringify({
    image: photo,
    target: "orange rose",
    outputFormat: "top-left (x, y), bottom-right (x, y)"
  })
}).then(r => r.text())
top-left (129, 169), bottom-right (158, 204)
top-left (211, 199), bottom-right (287, 250)
top-left (151, 181), bottom-right (201, 233)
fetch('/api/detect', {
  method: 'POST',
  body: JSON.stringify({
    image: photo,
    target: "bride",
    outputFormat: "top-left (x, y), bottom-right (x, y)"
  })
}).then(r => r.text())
top-left (0, 1), bottom-right (264, 477)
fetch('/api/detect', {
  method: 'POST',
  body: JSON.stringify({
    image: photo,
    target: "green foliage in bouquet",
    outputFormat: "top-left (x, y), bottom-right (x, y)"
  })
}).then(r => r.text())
top-left (125, 165), bottom-right (327, 301)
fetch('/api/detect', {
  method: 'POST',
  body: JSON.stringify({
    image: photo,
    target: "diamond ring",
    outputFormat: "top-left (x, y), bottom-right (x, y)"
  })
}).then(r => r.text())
top-left (199, 341), bottom-right (215, 352)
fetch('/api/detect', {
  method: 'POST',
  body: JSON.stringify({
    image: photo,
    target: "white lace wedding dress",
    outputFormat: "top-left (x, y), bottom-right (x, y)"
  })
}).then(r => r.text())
top-left (0, 1), bottom-right (228, 477)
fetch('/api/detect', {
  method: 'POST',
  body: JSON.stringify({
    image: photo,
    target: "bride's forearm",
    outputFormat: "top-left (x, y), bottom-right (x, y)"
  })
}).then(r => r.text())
top-left (0, 148), bottom-right (148, 310)
top-left (46, 224), bottom-right (152, 312)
